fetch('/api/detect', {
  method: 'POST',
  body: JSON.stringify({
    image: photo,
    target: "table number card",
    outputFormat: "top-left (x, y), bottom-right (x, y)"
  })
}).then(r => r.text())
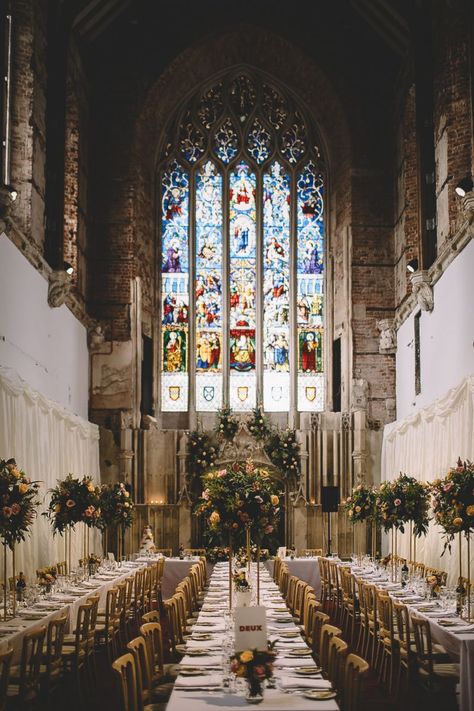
top-left (277, 546), bottom-right (287, 558)
top-left (234, 606), bottom-right (268, 651)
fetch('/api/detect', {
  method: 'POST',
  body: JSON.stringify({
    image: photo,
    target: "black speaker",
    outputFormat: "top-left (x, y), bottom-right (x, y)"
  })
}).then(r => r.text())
top-left (321, 486), bottom-right (340, 513)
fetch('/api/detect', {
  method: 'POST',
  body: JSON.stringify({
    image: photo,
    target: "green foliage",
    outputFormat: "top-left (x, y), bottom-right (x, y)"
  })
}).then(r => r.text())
top-left (187, 430), bottom-right (218, 480)
top-left (431, 458), bottom-right (474, 552)
top-left (215, 407), bottom-right (239, 441)
top-left (376, 473), bottom-right (430, 536)
top-left (99, 482), bottom-right (134, 530)
top-left (44, 474), bottom-right (101, 534)
top-left (343, 484), bottom-right (379, 524)
top-left (0, 459), bottom-right (40, 548)
top-left (264, 428), bottom-right (301, 479)
top-left (247, 407), bottom-right (271, 441)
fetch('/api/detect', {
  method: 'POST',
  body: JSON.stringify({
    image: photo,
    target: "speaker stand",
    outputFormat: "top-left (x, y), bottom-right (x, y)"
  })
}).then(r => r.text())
top-left (326, 512), bottom-right (332, 556)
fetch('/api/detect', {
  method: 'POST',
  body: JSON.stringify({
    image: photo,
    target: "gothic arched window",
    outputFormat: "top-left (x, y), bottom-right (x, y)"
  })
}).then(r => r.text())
top-left (159, 71), bottom-right (325, 414)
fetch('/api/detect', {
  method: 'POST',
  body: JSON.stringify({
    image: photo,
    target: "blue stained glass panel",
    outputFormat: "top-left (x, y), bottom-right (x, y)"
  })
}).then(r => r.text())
top-left (161, 162), bottom-right (189, 411)
top-left (263, 162), bottom-right (290, 411)
top-left (229, 162), bottom-right (257, 411)
top-left (297, 162), bottom-right (325, 411)
top-left (195, 161), bottom-right (223, 411)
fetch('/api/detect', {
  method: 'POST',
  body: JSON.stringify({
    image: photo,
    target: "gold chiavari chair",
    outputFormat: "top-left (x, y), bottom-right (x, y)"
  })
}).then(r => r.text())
top-left (319, 624), bottom-right (342, 678)
top-left (363, 582), bottom-right (379, 666)
top-left (327, 635), bottom-right (348, 690)
top-left (318, 557), bottom-right (330, 609)
top-left (95, 587), bottom-right (120, 663)
top-left (375, 593), bottom-right (398, 694)
top-left (279, 567), bottom-right (290, 597)
top-left (140, 621), bottom-right (179, 685)
top-left (393, 600), bottom-right (416, 691)
top-left (411, 616), bottom-right (459, 696)
top-left (62, 600), bottom-right (92, 697)
top-left (311, 610), bottom-right (330, 663)
top-left (340, 568), bottom-right (358, 645)
top-left (342, 653), bottom-right (370, 711)
top-left (142, 610), bottom-right (161, 625)
top-left (112, 651), bottom-right (166, 711)
top-left (354, 576), bottom-right (368, 655)
top-left (302, 595), bottom-right (320, 644)
top-left (128, 634), bottom-right (174, 705)
top-left (124, 574), bottom-right (136, 635)
top-left (293, 580), bottom-right (310, 624)
top-left (272, 556), bottom-right (282, 583)
top-left (328, 560), bottom-right (344, 624)
top-left (40, 613), bottom-right (68, 696)
top-left (0, 648), bottom-right (12, 711)
top-left (409, 561), bottom-right (426, 577)
top-left (56, 561), bottom-right (67, 576)
top-left (164, 597), bottom-right (185, 658)
top-left (7, 626), bottom-right (46, 706)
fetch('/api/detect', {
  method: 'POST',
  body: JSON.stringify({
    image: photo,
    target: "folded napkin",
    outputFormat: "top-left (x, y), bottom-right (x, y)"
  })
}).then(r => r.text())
top-left (181, 654), bottom-right (223, 666)
top-left (279, 676), bottom-right (331, 690)
top-left (450, 624), bottom-right (474, 633)
top-left (274, 656), bottom-right (314, 668)
top-left (175, 674), bottom-right (222, 689)
top-left (187, 637), bottom-right (224, 648)
top-left (424, 611), bottom-right (457, 618)
top-left (193, 624), bottom-right (225, 633)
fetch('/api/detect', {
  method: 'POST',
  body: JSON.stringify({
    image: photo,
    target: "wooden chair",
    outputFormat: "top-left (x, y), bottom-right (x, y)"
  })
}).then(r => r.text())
top-left (127, 635), bottom-right (172, 704)
top-left (311, 610), bottom-right (330, 663)
top-left (112, 651), bottom-right (165, 711)
top-left (320, 624), bottom-right (342, 677)
top-left (0, 648), bottom-right (12, 711)
top-left (301, 548), bottom-right (323, 557)
top-left (411, 616), bottom-right (459, 696)
top-left (327, 635), bottom-right (348, 689)
top-left (56, 561), bottom-right (67, 576)
top-left (7, 626), bottom-right (46, 706)
top-left (342, 653), bottom-right (370, 711)
top-left (40, 613), bottom-right (68, 696)
top-left (62, 601), bottom-right (92, 698)
top-left (393, 600), bottom-right (416, 693)
top-left (95, 587), bottom-right (120, 663)
top-left (140, 621), bottom-right (179, 684)
top-left (363, 583), bottom-right (378, 666)
top-left (375, 593), bottom-right (398, 693)
top-left (302, 595), bottom-right (320, 644)
top-left (410, 561), bottom-right (426, 577)
top-left (183, 548), bottom-right (206, 556)
top-left (340, 568), bottom-right (358, 645)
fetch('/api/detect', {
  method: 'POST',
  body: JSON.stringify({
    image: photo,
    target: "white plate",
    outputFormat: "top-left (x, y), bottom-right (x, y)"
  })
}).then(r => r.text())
top-left (303, 690), bottom-right (337, 700)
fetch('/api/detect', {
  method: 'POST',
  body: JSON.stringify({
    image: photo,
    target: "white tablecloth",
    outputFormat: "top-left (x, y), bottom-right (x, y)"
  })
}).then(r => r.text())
top-left (265, 558), bottom-right (321, 598)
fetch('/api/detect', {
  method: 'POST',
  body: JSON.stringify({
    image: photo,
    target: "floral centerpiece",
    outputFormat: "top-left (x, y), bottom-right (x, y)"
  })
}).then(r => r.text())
top-left (44, 474), bottom-right (102, 533)
top-left (343, 483), bottom-right (378, 523)
top-left (264, 428), bottom-right (301, 479)
top-left (233, 570), bottom-right (250, 591)
top-left (426, 572), bottom-right (444, 598)
top-left (215, 407), bottom-right (239, 441)
top-left (37, 565), bottom-right (57, 591)
top-left (377, 474), bottom-right (430, 535)
top-left (205, 546), bottom-right (230, 563)
top-left (187, 430), bottom-right (217, 480)
top-left (194, 459), bottom-right (281, 549)
top-left (230, 644), bottom-right (277, 700)
top-left (431, 459), bottom-right (474, 552)
top-left (0, 459), bottom-right (40, 548)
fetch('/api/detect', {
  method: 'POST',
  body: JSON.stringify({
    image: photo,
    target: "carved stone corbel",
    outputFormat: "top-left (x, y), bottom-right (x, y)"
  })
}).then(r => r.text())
top-left (461, 193), bottom-right (474, 222)
top-left (48, 270), bottom-right (71, 308)
top-left (377, 318), bottom-right (397, 354)
top-left (410, 270), bottom-right (434, 312)
top-left (88, 323), bottom-right (106, 350)
top-left (351, 378), bottom-right (368, 411)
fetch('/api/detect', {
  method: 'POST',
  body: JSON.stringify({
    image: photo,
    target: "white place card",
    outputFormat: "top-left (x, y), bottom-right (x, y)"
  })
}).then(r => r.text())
top-left (234, 605), bottom-right (267, 651)
top-left (277, 546), bottom-right (287, 558)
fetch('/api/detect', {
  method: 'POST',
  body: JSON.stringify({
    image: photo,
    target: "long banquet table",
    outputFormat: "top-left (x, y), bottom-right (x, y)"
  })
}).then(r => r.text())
top-left (0, 561), bottom-right (147, 662)
top-left (136, 555), bottom-right (206, 599)
top-left (335, 561), bottom-right (474, 711)
top-left (166, 561), bottom-right (339, 711)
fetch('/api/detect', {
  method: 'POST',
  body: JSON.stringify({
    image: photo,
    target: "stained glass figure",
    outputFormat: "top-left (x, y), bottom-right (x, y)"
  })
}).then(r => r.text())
top-left (281, 111), bottom-right (307, 164)
top-left (229, 162), bottom-right (257, 411)
top-left (161, 161), bottom-right (189, 411)
top-left (247, 118), bottom-right (273, 164)
top-left (263, 162), bottom-right (290, 411)
top-left (297, 162), bottom-right (325, 411)
top-left (195, 162), bottom-right (223, 411)
top-left (230, 75), bottom-right (256, 123)
top-left (213, 118), bottom-right (239, 164)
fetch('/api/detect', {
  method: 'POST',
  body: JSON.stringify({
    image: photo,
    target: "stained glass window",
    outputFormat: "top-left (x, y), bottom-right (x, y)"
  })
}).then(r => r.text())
top-left (159, 71), bottom-right (325, 414)
top-left (297, 162), bottom-right (325, 411)
top-left (263, 162), bottom-right (290, 412)
top-left (160, 161), bottom-right (189, 411)
top-left (229, 163), bottom-right (257, 411)
top-left (195, 162), bottom-right (223, 412)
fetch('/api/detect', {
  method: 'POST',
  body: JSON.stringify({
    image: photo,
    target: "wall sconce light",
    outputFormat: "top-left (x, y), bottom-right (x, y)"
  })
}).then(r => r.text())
top-left (406, 258), bottom-right (418, 273)
top-left (63, 261), bottom-right (74, 275)
top-left (455, 176), bottom-right (473, 197)
top-left (6, 185), bottom-right (17, 201)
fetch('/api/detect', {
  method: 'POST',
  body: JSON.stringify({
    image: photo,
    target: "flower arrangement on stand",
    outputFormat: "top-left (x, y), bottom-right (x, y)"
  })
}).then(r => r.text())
top-left (205, 546), bottom-right (230, 563)
top-left (264, 428), bottom-right (301, 479)
top-left (0, 459), bottom-right (40, 618)
top-left (215, 407), bottom-right (239, 441)
top-left (343, 483), bottom-right (379, 557)
top-left (431, 459), bottom-right (474, 619)
top-left (194, 460), bottom-right (281, 549)
top-left (248, 407), bottom-right (271, 441)
top-left (187, 430), bottom-right (217, 480)
top-left (44, 474), bottom-right (102, 573)
top-left (230, 644), bottom-right (277, 701)
top-left (99, 482), bottom-right (134, 559)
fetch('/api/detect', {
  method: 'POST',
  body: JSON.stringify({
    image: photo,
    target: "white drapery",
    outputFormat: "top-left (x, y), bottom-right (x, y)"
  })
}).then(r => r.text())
top-left (0, 366), bottom-right (101, 578)
top-left (381, 375), bottom-right (474, 584)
